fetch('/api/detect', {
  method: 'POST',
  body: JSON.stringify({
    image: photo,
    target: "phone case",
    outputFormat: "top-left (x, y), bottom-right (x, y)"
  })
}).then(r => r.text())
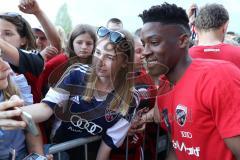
top-left (21, 111), bottom-right (39, 136)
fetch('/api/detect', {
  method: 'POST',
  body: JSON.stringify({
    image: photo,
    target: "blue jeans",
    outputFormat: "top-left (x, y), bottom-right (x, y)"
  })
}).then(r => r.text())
top-left (0, 148), bottom-right (27, 160)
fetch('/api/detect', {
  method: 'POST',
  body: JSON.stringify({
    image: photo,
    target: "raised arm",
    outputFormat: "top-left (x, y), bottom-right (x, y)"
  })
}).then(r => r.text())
top-left (0, 40), bottom-right (44, 75)
top-left (21, 102), bottom-right (53, 123)
top-left (0, 38), bottom-right (20, 66)
top-left (18, 0), bottom-right (61, 52)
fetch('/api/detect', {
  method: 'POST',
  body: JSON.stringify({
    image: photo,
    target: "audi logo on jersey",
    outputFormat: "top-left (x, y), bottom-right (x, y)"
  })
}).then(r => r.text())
top-left (176, 104), bottom-right (188, 127)
top-left (70, 115), bottom-right (103, 135)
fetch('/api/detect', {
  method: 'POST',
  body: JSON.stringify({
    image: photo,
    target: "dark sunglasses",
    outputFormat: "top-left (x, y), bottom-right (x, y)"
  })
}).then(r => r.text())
top-left (97, 26), bottom-right (125, 44)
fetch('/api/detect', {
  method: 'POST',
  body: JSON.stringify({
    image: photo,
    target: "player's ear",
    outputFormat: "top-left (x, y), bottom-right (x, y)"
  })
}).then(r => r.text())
top-left (178, 34), bottom-right (189, 48)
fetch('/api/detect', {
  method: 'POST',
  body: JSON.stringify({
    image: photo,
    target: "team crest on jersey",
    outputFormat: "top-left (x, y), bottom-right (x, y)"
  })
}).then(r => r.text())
top-left (176, 104), bottom-right (187, 127)
top-left (105, 108), bottom-right (119, 122)
top-left (137, 87), bottom-right (150, 99)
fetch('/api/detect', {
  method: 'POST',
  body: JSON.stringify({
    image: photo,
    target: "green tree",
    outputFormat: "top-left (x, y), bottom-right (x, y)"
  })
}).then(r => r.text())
top-left (55, 3), bottom-right (72, 35)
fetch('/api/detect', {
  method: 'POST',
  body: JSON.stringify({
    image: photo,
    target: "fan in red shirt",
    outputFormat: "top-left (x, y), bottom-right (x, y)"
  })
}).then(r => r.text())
top-left (189, 3), bottom-right (240, 68)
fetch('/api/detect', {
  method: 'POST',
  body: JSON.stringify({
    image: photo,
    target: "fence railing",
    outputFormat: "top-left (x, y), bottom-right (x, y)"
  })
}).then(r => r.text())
top-left (47, 124), bottom-right (167, 160)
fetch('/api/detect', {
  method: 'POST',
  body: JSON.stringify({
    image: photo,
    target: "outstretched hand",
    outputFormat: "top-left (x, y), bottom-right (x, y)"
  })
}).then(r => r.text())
top-left (40, 46), bottom-right (59, 61)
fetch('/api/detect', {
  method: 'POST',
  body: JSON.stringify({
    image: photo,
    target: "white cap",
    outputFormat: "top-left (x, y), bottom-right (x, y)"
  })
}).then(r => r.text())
top-left (32, 23), bottom-right (45, 33)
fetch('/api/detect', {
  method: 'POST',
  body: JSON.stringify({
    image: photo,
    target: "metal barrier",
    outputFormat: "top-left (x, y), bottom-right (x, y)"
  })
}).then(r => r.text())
top-left (48, 136), bottom-right (101, 160)
top-left (47, 124), bottom-right (167, 160)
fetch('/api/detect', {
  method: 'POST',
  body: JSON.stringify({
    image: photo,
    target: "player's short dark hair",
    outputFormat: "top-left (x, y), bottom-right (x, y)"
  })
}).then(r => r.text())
top-left (139, 3), bottom-right (190, 35)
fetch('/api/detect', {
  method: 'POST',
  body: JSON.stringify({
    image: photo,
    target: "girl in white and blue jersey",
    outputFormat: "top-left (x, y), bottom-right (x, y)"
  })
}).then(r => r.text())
top-left (21, 28), bottom-right (139, 160)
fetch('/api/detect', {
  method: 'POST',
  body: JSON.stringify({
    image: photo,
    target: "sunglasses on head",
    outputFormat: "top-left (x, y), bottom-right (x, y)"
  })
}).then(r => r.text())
top-left (97, 26), bottom-right (125, 44)
top-left (0, 12), bottom-right (22, 18)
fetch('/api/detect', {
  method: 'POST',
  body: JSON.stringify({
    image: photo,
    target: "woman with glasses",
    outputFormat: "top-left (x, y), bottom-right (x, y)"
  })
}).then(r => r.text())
top-left (0, 0), bottom-right (61, 76)
top-left (0, 12), bottom-right (47, 160)
top-left (110, 34), bottom-right (159, 160)
top-left (19, 28), bottom-right (139, 160)
top-left (0, 0), bottom-right (61, 159)
top-left (0, 12), bottom-right (43, 76)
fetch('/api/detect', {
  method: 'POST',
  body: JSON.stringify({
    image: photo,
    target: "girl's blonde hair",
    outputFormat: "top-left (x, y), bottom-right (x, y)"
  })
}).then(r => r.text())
top-left (2, 76), bottom-right (20, 100)
top-left (83, 30), bottom-right (135, 116)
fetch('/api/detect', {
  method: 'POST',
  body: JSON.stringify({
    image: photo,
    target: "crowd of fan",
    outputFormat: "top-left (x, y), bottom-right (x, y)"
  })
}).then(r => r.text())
top-left (0, 1), bottom-right (240, 160)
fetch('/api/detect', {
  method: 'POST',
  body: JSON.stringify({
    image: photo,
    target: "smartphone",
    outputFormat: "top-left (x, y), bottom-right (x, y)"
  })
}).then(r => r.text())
top-left (23, 153), bottom-right (47, 160)
top-left (21, 111), bottom-right (39, 136)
